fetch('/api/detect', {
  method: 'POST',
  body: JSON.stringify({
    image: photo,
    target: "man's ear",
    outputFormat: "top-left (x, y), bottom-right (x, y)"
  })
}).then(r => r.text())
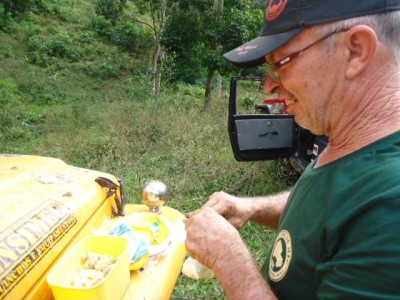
top-left (344, 25), bottom-right (378, 79)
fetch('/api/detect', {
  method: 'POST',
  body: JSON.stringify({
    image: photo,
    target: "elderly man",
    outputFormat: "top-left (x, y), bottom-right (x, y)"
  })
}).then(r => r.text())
top-left (185, 0), bottom-right (400, 299)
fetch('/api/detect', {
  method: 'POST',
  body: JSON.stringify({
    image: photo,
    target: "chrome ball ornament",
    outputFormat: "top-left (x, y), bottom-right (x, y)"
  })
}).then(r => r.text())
top-left (142, 180), bottom-right (168, 213)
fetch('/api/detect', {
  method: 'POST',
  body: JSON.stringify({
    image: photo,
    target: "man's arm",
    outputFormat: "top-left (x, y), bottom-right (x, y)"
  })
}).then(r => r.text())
top-left (244, 190), bottom-right (290, 229)
top-left (214, 240), bottom-right (278, 300)
top-left (185, 207), bottom-right (278, 299)
top-left (204, 190), bottom-right (290, 230)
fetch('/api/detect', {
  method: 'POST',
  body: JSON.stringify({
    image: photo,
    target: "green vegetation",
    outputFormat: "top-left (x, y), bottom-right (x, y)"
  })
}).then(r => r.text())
top-left (0, 1), bottom-right (296, 299)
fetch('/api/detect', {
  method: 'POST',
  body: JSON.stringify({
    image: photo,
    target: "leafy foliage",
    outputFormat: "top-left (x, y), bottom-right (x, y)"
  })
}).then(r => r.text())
top-left (161, 0), bottom-right (264, 83)
top-left (1, 0), bottom-right (40, 15)
top-left (95, 0), bottom-right (126, 25)
top-left (112, 19), bottom-right (154, 51)
top-left (89, 14), bottom-right (114, 39)
top-left (0, 0), bottom-right (59, 20)
top-left (28, 30), bottom-right (73, 67)
top-left (0, 3), bottom-right (11, 29)
top-left (90, 4), bottom-right (154, 55)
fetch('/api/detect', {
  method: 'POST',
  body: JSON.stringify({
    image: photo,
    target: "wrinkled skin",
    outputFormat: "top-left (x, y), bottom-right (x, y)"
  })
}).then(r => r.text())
top-left (185, 206), bottom-right (244, 270)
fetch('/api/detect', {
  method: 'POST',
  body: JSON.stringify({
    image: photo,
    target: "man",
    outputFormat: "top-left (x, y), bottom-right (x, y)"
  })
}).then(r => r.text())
top-left (185, 0), bottom-right (400, 299)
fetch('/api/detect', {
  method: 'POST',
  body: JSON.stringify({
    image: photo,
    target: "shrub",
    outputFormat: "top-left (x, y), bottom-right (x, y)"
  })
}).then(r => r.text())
top-left (28, 30), bottom-right (74, 66)
top-left (241, 93), bottom-right (257, 110)
top-left (90, 14), bottom-right (113, 39)
top-left (0, 3), bottom-right (11, 30)
top-left (112, 20), bottom-right (139, 51)
top-left (95, 0), bottom-right (125, 25)
top-left (45, 30), bottom-right (72, 58)
top-left (90, 16), bottom-right (154, 54)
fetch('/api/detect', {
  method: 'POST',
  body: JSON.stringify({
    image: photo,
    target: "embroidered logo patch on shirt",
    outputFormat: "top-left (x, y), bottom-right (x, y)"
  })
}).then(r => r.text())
top-left (269, 229), bottom-right (292, 282)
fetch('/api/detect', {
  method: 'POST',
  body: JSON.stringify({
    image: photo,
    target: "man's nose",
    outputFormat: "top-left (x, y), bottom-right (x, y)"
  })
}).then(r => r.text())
top-left (264, 76), bottom-right (281, 95)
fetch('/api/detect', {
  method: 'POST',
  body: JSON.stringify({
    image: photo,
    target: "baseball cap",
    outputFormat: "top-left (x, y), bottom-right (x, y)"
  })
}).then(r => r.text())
top-left (224, 0), bottom-right (400, 68)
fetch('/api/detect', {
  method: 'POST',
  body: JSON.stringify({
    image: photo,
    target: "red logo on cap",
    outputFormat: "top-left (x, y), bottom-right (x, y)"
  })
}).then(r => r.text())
top-left (266, 0), bottom-right (288, 21)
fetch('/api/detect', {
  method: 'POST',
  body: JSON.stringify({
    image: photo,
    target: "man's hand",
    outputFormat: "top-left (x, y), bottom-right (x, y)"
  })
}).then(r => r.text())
top-left (202, 191), bottom-right (253, 229)
top-left (185, 207), bottom-right (245, 270)
top-left (185, 206), bottom-right (278, 300)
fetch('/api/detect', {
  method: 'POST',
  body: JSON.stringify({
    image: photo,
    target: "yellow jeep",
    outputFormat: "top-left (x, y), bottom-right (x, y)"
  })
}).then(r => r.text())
top-left (0, 154), bottom-right (186, 300)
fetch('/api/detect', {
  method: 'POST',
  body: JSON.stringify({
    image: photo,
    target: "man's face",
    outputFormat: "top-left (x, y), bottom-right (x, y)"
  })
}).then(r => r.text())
top-left (264, 29), bottom-right (343, 136)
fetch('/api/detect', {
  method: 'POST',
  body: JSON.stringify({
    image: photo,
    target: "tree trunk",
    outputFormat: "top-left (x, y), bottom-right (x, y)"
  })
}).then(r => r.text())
top-left (151, 44), bottom-right (165, 95)
top-left (204, 68), bottom-right (215, 111)
top-left (151, 45), bottom-right (160, 95)
top-left (150, 1), bottom-right (170, 96)
top-left (217, 74), bottom-right (222, 98)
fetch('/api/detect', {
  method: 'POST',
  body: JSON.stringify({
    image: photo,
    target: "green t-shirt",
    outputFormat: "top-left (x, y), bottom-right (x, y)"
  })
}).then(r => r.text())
top-left (262, 131), bottom-right (400, 299)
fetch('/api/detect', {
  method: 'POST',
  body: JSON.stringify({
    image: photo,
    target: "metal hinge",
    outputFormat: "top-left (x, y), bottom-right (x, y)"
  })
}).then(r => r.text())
top-left (95, 176), bottom-right (126, 218)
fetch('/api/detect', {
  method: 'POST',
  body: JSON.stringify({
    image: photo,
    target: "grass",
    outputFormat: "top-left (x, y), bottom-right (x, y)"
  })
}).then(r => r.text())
top-left (0, 2), bottom-right (296, 298)
top-left (0, 81), bottom-right (294, 298)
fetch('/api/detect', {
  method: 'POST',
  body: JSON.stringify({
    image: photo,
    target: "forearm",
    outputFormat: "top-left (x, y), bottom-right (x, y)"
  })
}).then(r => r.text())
top-left (244, 190), bottom-right (290, 229)
top-left (214, 242), bottom-right (278, 300)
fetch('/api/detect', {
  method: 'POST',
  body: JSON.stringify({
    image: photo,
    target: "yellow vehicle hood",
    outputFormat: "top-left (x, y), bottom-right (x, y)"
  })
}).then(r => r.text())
top-left (0, 154), bottom-right (187, 300)
top-left (0, 154), bottom-right (117, 300)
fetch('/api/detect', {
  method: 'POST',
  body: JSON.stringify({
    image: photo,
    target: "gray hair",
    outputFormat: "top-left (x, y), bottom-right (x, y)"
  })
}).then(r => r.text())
top-left (313, 11), bottom-right (400, 62)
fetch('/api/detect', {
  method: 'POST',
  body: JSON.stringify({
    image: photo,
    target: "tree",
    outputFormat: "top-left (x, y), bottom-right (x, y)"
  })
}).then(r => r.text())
top-left (131, 0), bottom-right (179, 95)
top-left (162, 0), bottom-right (264, 110)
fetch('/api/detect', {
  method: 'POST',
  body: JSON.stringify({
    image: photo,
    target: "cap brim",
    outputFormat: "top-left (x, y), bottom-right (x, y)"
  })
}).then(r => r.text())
top-left (223, 28), bottom-right (303, 68)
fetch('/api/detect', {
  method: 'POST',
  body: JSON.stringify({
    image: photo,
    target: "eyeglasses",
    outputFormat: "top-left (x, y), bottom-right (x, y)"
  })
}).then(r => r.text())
top-left (265, 29), bottom-right (347, 82)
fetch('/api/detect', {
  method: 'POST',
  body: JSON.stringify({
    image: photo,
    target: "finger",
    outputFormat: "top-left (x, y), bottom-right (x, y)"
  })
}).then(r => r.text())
top-left (185, 208), bottom-right (201, 219)
top-left (207, 200), bottom-right (231, 218)
top-left (204, 191), bottom-right (226, 207)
